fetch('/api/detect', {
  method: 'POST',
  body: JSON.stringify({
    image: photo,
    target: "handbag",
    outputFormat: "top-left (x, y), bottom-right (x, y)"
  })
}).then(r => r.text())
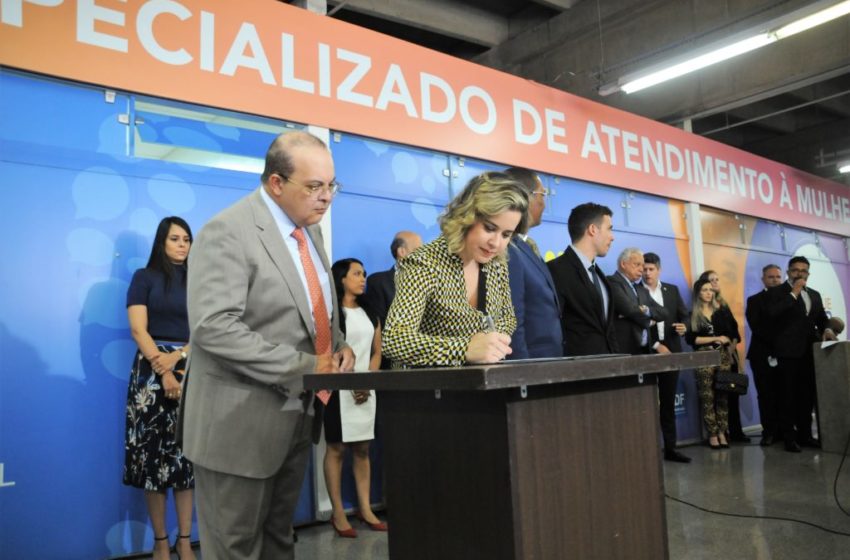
top-left (714, 370), bottom-right (749, 395)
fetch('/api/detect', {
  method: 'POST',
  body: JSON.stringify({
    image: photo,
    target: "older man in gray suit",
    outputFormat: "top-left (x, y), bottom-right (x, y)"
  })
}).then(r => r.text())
top-left (181, 131), bottom-right (354, 559)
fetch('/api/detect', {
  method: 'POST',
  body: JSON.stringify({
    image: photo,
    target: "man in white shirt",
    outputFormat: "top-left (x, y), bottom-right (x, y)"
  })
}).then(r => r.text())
top-left (642, 252), bottom-right (690, 463)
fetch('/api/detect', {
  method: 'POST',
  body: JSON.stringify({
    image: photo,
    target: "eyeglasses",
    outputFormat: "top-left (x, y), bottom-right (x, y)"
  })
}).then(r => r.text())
top-left (789, 268), bottom-right (810, 275)
top-left (276, 174), bottom-right (342, 197)
top-left (532, 187), bottom-right (553, 198)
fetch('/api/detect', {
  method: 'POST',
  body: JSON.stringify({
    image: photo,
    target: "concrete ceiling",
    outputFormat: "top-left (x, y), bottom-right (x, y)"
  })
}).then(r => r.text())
top-left (288, 0), bottom-right (850, 186)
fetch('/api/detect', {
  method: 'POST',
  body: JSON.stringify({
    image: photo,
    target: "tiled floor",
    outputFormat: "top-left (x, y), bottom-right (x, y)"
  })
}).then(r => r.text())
top-left (183, 441), bottom-right (850, 559)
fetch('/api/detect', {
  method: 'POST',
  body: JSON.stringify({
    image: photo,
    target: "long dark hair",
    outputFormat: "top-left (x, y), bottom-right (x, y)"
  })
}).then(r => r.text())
top-left (332, 258), bottom-right (377, 337)
top-left (146, 216), bottom-right (193, 289)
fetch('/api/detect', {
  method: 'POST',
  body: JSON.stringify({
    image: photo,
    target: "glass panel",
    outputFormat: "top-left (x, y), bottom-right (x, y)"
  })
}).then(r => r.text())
top-left (133, 98), bottom-right (298, 174)
top-left (331, 133), bottom-right (451, 204)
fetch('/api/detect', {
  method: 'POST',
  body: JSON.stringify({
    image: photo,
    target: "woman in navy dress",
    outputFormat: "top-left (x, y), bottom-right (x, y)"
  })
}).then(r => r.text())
top-left (124, 216), bottom-right (196, 560)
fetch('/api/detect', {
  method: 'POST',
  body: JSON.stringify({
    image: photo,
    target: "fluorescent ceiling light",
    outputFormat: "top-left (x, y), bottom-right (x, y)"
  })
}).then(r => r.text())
top-left (604, 0), bottom-right (850, 95)
top-left (620, 34), bottom-right (775, 94)
top-left (839, 163), bottom-right (850, 174)
top-left (774, 0), bottom-right (850, 39)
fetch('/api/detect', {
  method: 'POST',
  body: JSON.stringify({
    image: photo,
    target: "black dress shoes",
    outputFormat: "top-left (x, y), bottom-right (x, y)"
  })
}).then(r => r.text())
top-left (729, 433), bottom-right (751, 443)
top-left (664, 450), bottom-right (692, 463)
top-left (784, 440), bottom-right (802, 453)
top-left (759, 434), bottom-right (776, 447)
top-left (797, 436), bottom-right (821, 449)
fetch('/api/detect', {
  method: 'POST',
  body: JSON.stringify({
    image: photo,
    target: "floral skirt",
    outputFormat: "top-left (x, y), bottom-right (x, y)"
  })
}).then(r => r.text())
top-left (123, 347), bottom-right (194, 492)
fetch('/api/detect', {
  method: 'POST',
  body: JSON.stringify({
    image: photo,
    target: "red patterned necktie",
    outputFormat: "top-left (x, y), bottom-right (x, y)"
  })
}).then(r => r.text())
top-left (291, 227), bottom-right (332, 405)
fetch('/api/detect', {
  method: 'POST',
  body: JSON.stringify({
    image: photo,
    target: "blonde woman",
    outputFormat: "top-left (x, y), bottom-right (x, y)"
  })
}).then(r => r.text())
top-left (382, 172), bottom-right (528, 367)
top-left (685, 278), bottom-right (740, 449)
top-left (698, 269), bottom-right (748, 442)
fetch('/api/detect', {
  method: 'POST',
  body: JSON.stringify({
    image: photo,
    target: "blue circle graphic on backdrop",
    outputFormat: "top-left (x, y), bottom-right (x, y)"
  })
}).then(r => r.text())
top-left (102, 339), bottom-right (138, 380)
top-left (147, 174), bottom-right (196, 214)
top-left (71, 167), bottom-right (129, 221)
top-left (129, 207), bottom-right (161, 237)
top-left (391, 152), bottom-right (418, 184)
top-left (364, 140), bottom-right (388, 156)
top-left (421, 175), bottom-right (436, 195)
top-left (105, 520), bottom-right (158, 557)
top-left (67, 228), bottom-right (116, 267)
top-left (411, 199), bottom-right (439, 228)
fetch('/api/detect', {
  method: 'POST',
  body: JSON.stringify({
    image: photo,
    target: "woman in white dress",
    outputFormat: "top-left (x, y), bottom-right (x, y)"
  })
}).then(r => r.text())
top-left (324, 258), bottom-right (386, 537)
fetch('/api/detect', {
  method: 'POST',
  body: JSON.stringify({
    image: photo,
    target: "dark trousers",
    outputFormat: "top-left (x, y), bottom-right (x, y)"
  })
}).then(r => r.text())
top-left (657, 370), bottom-right (679, 450)
top-left (750, 357), bottom-right (779, 437)
top-left (727, 392), bottom-right (746, 437)
top-left (777, 355), bottom-right (817, 443)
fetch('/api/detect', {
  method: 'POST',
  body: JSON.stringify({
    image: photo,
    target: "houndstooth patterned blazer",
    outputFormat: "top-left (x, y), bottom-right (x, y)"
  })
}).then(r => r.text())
top-left (382, 235), bottom-right (517, 368)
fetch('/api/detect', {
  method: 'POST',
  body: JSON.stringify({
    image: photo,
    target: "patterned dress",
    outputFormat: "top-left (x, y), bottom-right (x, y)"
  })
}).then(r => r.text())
top-left (686, 306), bottom-right (739, 436)
top-left (382, 235), bottom-right (516, 368)
top-left (123, 267), bottom-right (194, 492)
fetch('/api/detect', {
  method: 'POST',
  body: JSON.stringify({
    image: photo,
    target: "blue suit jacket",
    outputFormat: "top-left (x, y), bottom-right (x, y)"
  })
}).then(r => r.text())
top-left (506, 237), bottom-right (563, 359)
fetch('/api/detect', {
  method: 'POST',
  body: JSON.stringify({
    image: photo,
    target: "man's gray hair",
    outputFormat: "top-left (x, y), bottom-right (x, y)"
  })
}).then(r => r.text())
top-left (617, 247), bottom-right (643, 264)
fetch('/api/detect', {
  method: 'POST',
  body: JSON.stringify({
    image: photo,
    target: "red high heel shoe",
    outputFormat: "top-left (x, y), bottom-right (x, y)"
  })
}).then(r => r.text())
top-left (330, 516), bottom-right (358, 538)
top-left (356, 511), bottom-right (388, 532)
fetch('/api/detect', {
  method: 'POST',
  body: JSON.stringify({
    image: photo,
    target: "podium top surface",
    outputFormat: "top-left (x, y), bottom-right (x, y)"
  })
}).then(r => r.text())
top-left (303, 351), bottom-right (719, 391)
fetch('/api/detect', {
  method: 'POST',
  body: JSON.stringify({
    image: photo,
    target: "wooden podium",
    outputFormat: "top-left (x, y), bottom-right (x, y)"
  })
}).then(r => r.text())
top-left (305, 352), bottom-right (717, 560)
top-left (813, 341), bottom-right (850, 455)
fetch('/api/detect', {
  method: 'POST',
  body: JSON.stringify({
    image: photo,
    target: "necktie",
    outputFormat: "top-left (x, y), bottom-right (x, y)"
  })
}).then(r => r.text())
top-left (292, 228), bottom-right (332, 405)
top-left (633, 281), bottom-right (649, 346)
top-left (589, 265), bottom-right (606, 322)
top-left (631, 281), bottom-right (642, 303)
top-left (799, 288), bottom-right (811, 315)
top-left (525, 236), bottom-right (541, 258)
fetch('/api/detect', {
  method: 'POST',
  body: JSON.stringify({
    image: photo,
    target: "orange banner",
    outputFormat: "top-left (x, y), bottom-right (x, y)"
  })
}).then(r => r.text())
top-left (1, 0), bottom-right (848, 236)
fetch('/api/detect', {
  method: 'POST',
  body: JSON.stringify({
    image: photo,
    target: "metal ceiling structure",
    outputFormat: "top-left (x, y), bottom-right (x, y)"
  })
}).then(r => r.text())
top-left (287, 0), bottom-right (850, 185)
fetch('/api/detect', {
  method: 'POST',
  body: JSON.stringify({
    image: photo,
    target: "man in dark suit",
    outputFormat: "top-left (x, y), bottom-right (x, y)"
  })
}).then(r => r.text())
top-left (365, 231), bottom-right (422, 328)
top-left (766, 256), bottom-right (837, 452)
top-left (607, 248), bottom-right (667, 356)
top-left (642, 253), bottom-right (690, 463)
top-left (745, 264), bottom-right (783, 447)
top-left (547, 203), bottom-right (618, 356)
top-left (364, 231), bottom-right (422, 369)
top-left (182, 132), bottom-right (355, 559)
top-left (503, 167), bottom-right (563, 359)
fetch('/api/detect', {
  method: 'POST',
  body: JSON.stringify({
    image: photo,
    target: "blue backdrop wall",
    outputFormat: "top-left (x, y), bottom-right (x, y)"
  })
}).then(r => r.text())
top-left (3, 69), bottom-right (845, 559)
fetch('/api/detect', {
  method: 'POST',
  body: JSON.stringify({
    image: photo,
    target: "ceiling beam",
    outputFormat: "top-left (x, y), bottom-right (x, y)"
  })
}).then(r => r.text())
top-left (785, 79), bottom-right (850, 119)
top-left (473, 0), bottom-right (850, 122)
top-left (739, 116), bottom-right (850, 174)
top-left (530, 0), bottom-right (581, 10)
top-left (328, 0), bottom-right (509, 47)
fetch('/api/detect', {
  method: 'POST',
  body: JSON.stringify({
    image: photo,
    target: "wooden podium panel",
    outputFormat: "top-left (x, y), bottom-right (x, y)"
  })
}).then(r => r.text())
top-left (813, 341), bottom-right (850, 455)
top-left (305, 353), bottom-right (717, 560)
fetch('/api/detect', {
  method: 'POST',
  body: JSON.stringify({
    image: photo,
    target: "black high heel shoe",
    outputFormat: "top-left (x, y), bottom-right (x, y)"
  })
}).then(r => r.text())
top-left (172, 534), bottom-right (192, 560)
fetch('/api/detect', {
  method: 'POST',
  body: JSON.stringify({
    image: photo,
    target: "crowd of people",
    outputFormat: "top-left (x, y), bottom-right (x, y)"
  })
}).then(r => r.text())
top-left (121, 131), bottom-right (842, 559)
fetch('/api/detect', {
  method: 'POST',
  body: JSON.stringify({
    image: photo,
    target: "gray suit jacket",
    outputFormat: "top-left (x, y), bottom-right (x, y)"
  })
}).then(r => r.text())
top-left (180, 188), bottom-right (346, 479)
